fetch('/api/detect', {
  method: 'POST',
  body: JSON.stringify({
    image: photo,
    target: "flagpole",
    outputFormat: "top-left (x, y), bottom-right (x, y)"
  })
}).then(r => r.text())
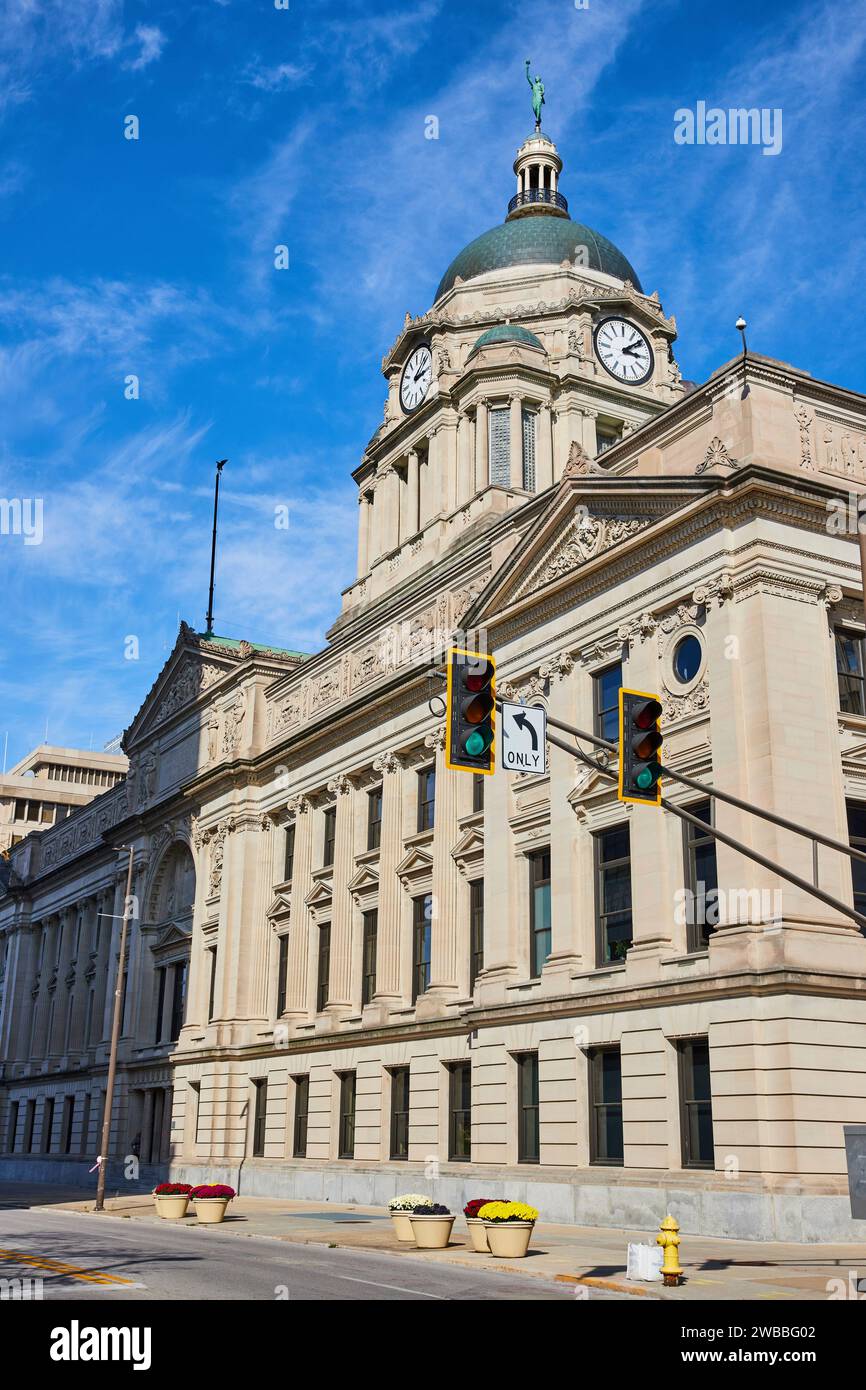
top-left (95, 845), bottom-right (135, 1213)
top-left (205, 460), bottom-right (227, 638)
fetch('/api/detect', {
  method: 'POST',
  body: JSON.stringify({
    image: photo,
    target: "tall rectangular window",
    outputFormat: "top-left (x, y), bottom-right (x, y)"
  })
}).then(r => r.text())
top-left (41, 1096), bottom-right (55, 1154)
top-left (85, 988), bottom-right (95, 1046)
top-left (521, 409), bottom-right (536, 491)
top-left (417, 766), bottom-right (436, 832)
top-left (252, 1079), bottom-right (268, 1158)
top-left (847, 801), bottom-right (866, 932)
top-left (679, 1038), bottom-right (714, 1168)
top-left (276, 933), bottom-right (289, 1015)
top-left (448, 1061), bottom-right (471, 1161)
top-left (24, 1099), bottom-right (36, 1153)
top-left (293, 1076), bottom-right (309, 1158)
top-left (529, 849), bottom-right (551, 977)
top-left (62, 1095), bottom-right (75, 1154)
top-left (367, 787), bottom-right (383, 851)
top-left (207, 946), bottom-right (218, 1023)
top-left (516, 1053), bottom-right (540, 1163)
top-left (489, 407), bottom-right (510, 486)
top-left (594, 662), bottom-right (623, 741)
top-left (322, 806), bottom-right (337, 868)
top-left (189, 1082), bottom-right (203, 1147)
top-left (317, 924), bottom-right (331, 1012)
top-left (338, 1072), bottom-right (356, 1159)
top-left (361, 909), bottom-right (378, 1006)
top-left (469, 879), bottom-right (484, 990)
top-left (170, 961), bottom-right (187, 1040)
top-left (472, 772), bottom-right (485, 814)
top-left (7, 1101), bottom-right (19, 1153)
top-left (595, 825), bottom-right (633, 963)
top-left (412, 894), bottom-right (432, 1002)
top-left (390, 1067), bottom-right (410, 1160)
top-left (154, 966), bottom-right (167, 1044)
top-left (80, 1094), bottom-right (91, 1156)
top-left (836, 629), bottom-right (866, 715)
top-left (589, 1047), bottom-right (623, 1165)
top-left (684, 800), bottom-right (718, 951)
top-left (283, 822), bottom-right (296, 882)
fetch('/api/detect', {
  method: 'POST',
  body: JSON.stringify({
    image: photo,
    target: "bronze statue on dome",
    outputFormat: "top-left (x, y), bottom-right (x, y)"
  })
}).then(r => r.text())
top-left (525, 60), bottom-right (545, 131)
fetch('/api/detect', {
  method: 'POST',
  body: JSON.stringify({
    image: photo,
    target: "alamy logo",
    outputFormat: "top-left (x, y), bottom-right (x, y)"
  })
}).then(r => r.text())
top-left (0, 497), bottom-right (43, 545)
top-left (49, 1321), bottom-right (152, 1372)
top-left (674, 102), bottom-right (782, 156)
top-left (674, 883), bottom-right (783, 927)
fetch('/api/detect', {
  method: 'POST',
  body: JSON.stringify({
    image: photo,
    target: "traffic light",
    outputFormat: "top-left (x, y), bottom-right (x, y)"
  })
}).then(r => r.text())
top-left (446, 647), bottom-right (496, 774)
top-left (618, 688), bottom-right (663, 805)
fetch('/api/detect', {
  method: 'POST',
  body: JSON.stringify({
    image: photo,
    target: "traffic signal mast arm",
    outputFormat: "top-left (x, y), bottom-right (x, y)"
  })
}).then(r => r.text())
top-left (504, 700), bottom-right (866, 935)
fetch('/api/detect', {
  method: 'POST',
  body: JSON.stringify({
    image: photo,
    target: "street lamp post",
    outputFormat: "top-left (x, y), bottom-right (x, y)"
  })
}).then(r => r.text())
top-left (95, 844), bottom-right (135, 1213)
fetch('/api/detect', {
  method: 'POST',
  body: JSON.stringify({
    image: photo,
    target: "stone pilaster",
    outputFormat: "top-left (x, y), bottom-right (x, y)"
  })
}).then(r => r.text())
top-left (457, 411), bottom-right (472, 507)
top-left (326, 774), bottom-right (355, 1013)
top-left (285, 796), bottom-right (314, 1017)
top-left (405, 449), bottom-right (420, 537)
top-left (538, 403), bottom-right (553, 491)
top-left (423, 726), bottom-right (462, 1009)
top-left (356, 490), bottom-right (371, 576)
top-left (372, 752), bottom-right (403, 1006)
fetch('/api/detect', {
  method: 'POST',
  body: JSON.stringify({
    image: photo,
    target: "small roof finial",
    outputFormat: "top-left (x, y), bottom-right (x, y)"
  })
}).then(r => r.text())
top-left (525, 58), bottom-right (545, 132)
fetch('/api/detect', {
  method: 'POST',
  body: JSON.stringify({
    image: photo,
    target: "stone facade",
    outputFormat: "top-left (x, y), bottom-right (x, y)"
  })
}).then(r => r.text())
top-left (2, 131), bottom-right (866, 1240)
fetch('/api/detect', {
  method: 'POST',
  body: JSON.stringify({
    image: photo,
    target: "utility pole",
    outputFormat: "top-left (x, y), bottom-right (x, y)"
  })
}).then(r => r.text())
top-left (205, 460), bottom-right (228, 638)
top-left (95, 845), bottom-right (135, 1213)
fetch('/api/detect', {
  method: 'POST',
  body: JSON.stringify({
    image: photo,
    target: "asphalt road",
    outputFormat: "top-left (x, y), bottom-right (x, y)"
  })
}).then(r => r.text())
top-left (0, 1206), bottom-right (583, 1301)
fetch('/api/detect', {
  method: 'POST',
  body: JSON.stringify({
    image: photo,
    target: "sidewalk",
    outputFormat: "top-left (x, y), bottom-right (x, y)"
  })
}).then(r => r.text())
top-left (10, 1185), bottom-right (865, 1300)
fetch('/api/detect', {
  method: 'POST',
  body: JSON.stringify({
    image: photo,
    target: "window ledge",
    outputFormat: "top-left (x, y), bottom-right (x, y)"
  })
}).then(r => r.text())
top-left (660, 950), bottom-right (709, 966)
top-left (570, 963), bottom-right (627, 982)
top-left (404, 829), bottom-right (434, 849)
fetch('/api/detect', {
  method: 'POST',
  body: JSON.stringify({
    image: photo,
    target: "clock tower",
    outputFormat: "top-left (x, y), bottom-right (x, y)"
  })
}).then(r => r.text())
top-left (344, 120), bottom-right (684, 614)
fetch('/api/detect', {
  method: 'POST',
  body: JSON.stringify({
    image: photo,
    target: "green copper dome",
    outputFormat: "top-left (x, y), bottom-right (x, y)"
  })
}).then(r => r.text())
top-left (435, 214), bottom-right (642, 302)
top-left (468, 323), bottom-right (544, 355)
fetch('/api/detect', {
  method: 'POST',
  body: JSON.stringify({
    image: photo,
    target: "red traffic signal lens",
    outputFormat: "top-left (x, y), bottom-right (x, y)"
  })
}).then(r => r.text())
top-left (464, 659), bottom-right (495, 693)
top-left (633, 698), bottom-right (662, 731)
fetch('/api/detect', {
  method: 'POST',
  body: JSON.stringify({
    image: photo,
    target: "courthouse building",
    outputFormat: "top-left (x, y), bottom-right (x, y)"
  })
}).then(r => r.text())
top-left (2, 120), bottom-right (866, 1239)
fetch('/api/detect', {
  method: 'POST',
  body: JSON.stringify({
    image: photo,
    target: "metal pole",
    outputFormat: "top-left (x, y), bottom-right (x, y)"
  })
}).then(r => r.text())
top-left (205, 460), bottom-right (227, 638)
top-left (95, 845), bottom-right (135, 1213)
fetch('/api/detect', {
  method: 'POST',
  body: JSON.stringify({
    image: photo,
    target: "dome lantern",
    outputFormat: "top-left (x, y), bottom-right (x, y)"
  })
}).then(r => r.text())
top-left (508, 132), bottom-right (567, 221)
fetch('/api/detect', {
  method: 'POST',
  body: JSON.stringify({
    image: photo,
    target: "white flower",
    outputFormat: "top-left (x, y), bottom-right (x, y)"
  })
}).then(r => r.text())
top-left (388, 1193), bottom-right (433, 1212)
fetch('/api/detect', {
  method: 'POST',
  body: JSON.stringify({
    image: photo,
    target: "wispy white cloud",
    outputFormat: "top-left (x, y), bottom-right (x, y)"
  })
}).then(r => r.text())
top-left (125, 23), bottom-right (166, 72)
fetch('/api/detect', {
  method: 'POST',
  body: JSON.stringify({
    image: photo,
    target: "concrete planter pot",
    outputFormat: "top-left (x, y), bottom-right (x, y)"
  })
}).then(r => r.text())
top-left (409, 1213), bottom-right (456, 1249)
top-left (192, 1197), bottom-right (231, 1224)
top-left (484, 1221), bottom-right (535, 1258)
top-left (154, 1193), bottom-right (190, 1220)
top-left (390, 1212), bottom-right (417, 1242)
top-left (466, 1217), bottom-right (490, 1252)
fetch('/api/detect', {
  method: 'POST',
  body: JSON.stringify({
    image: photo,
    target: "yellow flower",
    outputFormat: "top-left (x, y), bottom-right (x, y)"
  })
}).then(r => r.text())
top-left (477, 1201), bottom-right (538, 1223)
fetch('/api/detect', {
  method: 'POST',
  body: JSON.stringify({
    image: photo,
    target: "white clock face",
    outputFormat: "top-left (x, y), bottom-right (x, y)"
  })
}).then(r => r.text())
top-left (594, 317), bottom-right (654, 386)
top-left (400, 344), bottom-right (433, 413)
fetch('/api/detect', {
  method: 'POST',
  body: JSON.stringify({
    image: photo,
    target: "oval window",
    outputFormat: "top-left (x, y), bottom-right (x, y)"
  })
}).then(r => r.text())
top-left (672, 634), bottom-right (702, 685)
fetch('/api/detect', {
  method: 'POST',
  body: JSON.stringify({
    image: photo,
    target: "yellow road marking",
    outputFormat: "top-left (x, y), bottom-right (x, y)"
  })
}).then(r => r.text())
top-left (0, 1248), bottom-right (134, 1286)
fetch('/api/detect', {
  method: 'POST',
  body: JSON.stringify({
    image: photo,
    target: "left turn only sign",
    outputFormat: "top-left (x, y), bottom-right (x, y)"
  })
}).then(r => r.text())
top-left (500, 701), bottom-right (548, 775)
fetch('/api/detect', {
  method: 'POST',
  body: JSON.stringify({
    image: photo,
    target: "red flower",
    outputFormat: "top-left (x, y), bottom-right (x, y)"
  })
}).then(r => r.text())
top-left (463, 1197), bottom-right (499, 1219)
top-left (191, 1184), bottom-right (236, 1200)
top-left (154, 1183), bottom-right (193, 1196)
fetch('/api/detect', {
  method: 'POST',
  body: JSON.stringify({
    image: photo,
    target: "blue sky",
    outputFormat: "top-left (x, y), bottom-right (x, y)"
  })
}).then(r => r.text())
top-left (1, 0), bottom-right (865, 766)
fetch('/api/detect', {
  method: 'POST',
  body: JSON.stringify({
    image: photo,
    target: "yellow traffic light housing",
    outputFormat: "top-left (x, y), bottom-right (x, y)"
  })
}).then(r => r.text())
top-left (618, 687), bottom-right (663, 805)
top-left (446, 647), bottom-right (496, 774)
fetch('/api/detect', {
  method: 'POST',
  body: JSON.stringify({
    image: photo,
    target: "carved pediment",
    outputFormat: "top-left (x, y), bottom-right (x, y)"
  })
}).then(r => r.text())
top-left (149, 923), bottom-right (192, 960)
top-left (266, 890), bottom-right (292, 924)
top-left (452, 826), bottom-right (484, 878)
top-left (305, 878), bottom-right (333, 915)
top-left (125, 623), bottom-right (238, 749)
top-left (347, 864), bottom-right (379, 896)
top-left (395, 845), bottom-right (434, 890)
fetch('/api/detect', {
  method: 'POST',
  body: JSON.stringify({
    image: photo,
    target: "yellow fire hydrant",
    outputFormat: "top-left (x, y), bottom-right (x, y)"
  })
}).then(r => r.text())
top-left (656, 1214), bottom-right (683, 1287)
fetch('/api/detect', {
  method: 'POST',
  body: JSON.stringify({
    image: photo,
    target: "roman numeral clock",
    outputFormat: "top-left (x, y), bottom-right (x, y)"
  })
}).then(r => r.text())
top-left (593, 316), bottom-right (654, 386)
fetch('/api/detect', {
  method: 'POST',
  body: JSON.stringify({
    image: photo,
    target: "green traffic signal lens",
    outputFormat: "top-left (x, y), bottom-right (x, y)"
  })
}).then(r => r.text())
top-left (463, 726), bottom-right (493, 757)
top-left (636, 761), bottom-right (662, 791)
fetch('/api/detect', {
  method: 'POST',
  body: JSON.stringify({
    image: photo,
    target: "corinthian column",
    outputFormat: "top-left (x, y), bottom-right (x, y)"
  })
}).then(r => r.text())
top-left (326, 775), bottom-right (355, 1012)
top-left (510, 393), bottom-right (524, 489)
top-left (405, 449), bottom-right (420, 537)
top-left (426, 726), bottom-right (461, 1003)
top-left (285, 797), bottom-right (313, 1016)
top-left (356, 491), bottom-right (371, 577)
top-left (476, 400), bottom-right (489, 489)
top-left (372, 752), bottom-right (403, 1006)
top-left (457, 411), bottom-right (472, 507)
